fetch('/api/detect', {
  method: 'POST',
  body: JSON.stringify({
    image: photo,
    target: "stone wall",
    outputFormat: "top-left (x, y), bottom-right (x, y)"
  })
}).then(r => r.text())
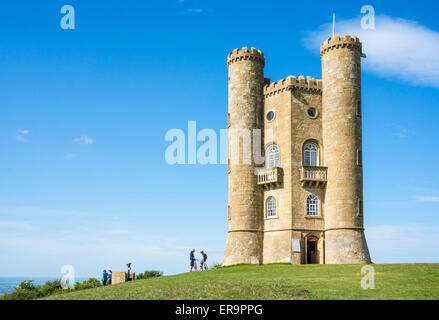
top-left (262, 85), bottom-right (292, 264)
top-left (112, 272), bottom-right (136, 285)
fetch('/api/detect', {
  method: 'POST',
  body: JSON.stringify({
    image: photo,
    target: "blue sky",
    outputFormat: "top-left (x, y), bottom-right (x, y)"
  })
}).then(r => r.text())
top-left (0, 0), bottom-right (438, 278)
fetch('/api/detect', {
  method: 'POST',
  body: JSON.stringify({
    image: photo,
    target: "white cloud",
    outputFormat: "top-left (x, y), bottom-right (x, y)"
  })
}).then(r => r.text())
top-left (415, 196), bottom-right (439, 203)
top-left (391, 125), bottom-right (408, 138)
top-left (366, 224), bottom-right (439, 263)
top-left (186, 9), bottom-right (203, 14)
top-left (16, 129), bottom-right (29, 141)
top-left (304, 15), bottom-right (439, 87)
top-left (73, 135), bottom-right (93, 145)
top-left (65, 153), bottom-right (75, 159)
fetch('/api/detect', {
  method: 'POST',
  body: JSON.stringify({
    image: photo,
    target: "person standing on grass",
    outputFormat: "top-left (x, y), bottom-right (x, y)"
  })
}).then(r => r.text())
top-left (200, 250), bottom-right (207, 270)
top-left (102, 269), bottom-right (108, 286)
top-left (190, 249), bottom-right (196, 272)
top-left (108, 270), bottom-right (112, 285)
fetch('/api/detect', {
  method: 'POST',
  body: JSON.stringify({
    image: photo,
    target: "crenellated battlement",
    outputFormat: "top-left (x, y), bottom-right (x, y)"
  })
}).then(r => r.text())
top-left (320, 34), bottom-right (362, 57)
top-left (264, 75), bottom-right (322, 97)
top-left (227, 47), bottom-right (265, 67)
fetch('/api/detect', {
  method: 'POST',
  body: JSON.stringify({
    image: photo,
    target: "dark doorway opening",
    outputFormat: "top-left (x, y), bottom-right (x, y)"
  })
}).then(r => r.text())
top-left (306, 237), bottom-right (319, 264)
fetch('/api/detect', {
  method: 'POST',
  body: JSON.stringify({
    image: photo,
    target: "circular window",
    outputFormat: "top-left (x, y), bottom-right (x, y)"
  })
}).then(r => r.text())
top-left (266, 111), bottom-right (275, 121)
top-left (307, 107), bottom-right (317, 118)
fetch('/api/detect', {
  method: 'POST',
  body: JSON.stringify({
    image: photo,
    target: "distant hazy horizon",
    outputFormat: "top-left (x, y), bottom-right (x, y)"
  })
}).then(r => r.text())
top-left (0, 277), bottom-right (89, 295)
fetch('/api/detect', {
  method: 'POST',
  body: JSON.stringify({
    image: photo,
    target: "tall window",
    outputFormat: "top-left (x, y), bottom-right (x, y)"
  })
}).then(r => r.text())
top-left (304, 143), bottom-right (318, 166)
top-left (357, 149), bottom-right (362, 166)
top-left (306, 195), bottom-right (319, 216)
top-left (266, 196), bottom-right (277, 218)
top-left (356, 100), bottom-right (361, 117)
top-left (266, 145), bottom-right (279, 168)
top-left (357, 198), bottom-right (363, 217)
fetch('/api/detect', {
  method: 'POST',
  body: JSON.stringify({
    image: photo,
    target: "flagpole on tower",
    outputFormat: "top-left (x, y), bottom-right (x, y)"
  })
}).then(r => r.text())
top-left (332, 12), bottom-right (335, 38)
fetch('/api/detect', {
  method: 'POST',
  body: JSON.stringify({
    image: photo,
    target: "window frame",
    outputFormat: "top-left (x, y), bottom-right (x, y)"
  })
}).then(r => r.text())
top-left (266, 196), bottom-right (277, 219)
top-left (306, 194), bottom-right (319, 217)
top-left (307, 107), bottom-right (319, 119)
top-left (357, 149), bottom-right (362, 166)
top-left (356, 100), bottom-right (361, 117)
top-left (357, 198), bottom-right (363, 217)
top-left (266, 145), bottom-right (280, 169)
top-left (303, 143), bottom-right (319, 166)
top-left (266, 110), bottom-right (275, 122)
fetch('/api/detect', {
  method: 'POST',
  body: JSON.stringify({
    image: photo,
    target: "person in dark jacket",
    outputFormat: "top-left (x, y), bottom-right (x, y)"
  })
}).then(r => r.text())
top-left (102, 269), bottom-right (108, 285)
top-left (190, 249), bottom-right (196, 272)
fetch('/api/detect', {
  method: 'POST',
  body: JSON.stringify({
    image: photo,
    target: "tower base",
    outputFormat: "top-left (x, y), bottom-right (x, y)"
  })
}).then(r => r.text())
top-left (325, 229), bottom-right (371, 264)
top-left (223, 231), bottom-right (262, 266)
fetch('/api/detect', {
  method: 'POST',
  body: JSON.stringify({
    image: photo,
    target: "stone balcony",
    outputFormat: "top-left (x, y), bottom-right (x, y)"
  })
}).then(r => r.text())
top-left (300, 166), bottom-right (328, 187)
top-left (257, 167), bottom-right (283, 188)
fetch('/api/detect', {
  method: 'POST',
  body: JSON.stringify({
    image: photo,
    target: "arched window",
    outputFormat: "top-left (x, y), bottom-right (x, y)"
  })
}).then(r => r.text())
top-left (266, 145), bottom-right (279, 168)
top-left (266, 196), bottom-right (277, 218)
top-left (304, 143), bottom-right (318, 166)
top-left (306, 195), bottom-right (319, 216)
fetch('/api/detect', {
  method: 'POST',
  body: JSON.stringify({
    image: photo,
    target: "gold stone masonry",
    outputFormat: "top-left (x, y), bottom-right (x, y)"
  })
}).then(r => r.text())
top-left (224, 35), bottom-right (371, 266)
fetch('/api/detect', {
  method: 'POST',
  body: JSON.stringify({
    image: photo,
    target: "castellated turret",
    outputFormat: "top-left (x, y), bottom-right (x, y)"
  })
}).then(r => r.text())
top-left (223, 36), bottom-right (372, 266)
top-left (320, 35), bottom-right (371, 263)
top-left (223, 47), bottom-right (265, 265)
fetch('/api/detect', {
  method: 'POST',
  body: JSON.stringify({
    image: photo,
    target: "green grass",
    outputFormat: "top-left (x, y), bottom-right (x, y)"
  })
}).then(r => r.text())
top-left (44, 263), bottom-right (439, 300)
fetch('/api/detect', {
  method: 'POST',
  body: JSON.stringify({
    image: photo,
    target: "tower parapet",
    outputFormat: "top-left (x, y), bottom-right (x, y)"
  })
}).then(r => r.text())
top-left (320, 34), bottom-right (362, 57)
top-left (227, 47), bottom-right (265, 67)
top-left (264, 75), bottom-right (322, 97)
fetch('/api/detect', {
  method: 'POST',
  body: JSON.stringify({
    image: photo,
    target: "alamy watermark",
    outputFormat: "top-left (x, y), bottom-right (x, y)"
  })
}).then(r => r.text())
top-left (164, 121), bottom-right (273, 166)
top-left (60, 5), bottom-right (75, 30)
top-left (61, 265), bottom-right (75, 289)
top-left (360, 265), bottom-right (375, 289)
top-left (361, 5), bottom-right (375, 30)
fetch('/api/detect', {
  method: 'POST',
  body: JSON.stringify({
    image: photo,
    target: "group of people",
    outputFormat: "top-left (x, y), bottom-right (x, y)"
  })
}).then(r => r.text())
top-left (189, 249), bottom-right (208, 272)
top-left (102, 269), bottom-right (112, 285)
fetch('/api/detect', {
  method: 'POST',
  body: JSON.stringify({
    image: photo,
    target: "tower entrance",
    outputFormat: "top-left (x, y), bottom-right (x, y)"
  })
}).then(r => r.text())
top-left (306, 237), bottom-right (319, 264)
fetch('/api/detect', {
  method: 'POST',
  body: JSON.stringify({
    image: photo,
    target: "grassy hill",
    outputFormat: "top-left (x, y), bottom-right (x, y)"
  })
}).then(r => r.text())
top-left (44, 263), bottom-right (439, 300)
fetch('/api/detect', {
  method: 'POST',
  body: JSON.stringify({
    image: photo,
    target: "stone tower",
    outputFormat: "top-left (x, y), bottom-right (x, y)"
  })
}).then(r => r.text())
top-left (320, 35), bottom-right (371, 263)
top-left (223, 47), bottom-right (265, 265)
top-left (223, 35), bottom-right (372, 266)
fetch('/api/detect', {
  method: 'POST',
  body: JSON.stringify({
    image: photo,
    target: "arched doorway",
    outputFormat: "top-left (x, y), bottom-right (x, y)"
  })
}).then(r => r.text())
top-left (306, 236), bottom-right (319, 264)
